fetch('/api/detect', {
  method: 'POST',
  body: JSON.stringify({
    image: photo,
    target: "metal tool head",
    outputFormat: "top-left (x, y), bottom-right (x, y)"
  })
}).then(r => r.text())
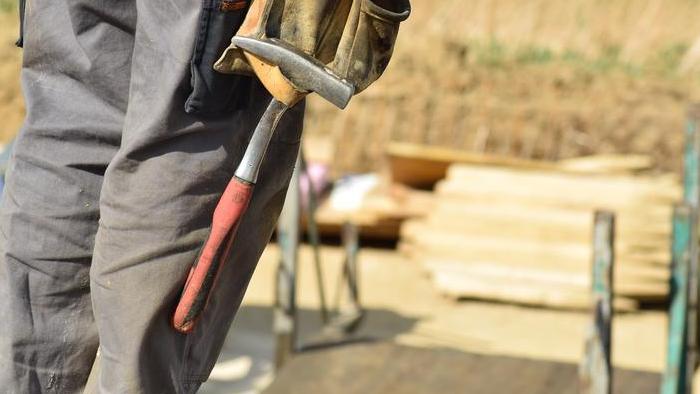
top-left (232, 36), bottom-right (355, 109)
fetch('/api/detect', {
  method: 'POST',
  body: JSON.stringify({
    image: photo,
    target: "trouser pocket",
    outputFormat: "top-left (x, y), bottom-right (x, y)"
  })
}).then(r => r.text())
top-left (16, 0), bottom-right (26, 47)
top-left (185, 0), bottom-right (251, 115)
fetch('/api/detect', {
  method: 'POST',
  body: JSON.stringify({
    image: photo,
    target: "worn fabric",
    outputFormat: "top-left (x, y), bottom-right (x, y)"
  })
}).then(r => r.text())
top-left (0, 0), bottom-right (303, 393)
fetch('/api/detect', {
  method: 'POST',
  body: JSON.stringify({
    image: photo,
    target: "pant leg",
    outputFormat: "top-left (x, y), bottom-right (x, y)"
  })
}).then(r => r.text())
top-left (88, 1), bottom-right (303, 392)
top-left (0, 1), bottom-right (136, 393)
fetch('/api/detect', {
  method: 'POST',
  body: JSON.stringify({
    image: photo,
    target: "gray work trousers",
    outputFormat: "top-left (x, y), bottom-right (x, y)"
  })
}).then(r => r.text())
top-left (0, 1), bottom-right (303, 393)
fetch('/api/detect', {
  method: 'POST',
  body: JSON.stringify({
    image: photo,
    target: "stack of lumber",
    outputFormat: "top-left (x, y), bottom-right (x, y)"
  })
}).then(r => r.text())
top-left (400, 162), bottom-right (681, 310)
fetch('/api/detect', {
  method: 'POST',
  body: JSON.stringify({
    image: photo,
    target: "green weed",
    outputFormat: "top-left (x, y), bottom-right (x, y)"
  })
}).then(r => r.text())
top-left (515, 45), bottom-right (554, 65)
top-left (474, 40), bottom-right (508, 68)
top-left (646, 42), bottom-right (689, 76)
top-left (0, 0), bottom-right (16, 13)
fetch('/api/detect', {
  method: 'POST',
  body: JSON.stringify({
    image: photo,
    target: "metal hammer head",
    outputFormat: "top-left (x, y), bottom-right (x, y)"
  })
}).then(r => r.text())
top-left (232, 36), bottom-right (354, 109)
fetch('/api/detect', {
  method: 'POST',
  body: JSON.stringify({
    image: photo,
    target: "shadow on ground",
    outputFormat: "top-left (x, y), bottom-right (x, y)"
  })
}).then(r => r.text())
top-left (199, 305), bottom-right (420, 394)
top-left (264, 342), bottom-right (661, 394)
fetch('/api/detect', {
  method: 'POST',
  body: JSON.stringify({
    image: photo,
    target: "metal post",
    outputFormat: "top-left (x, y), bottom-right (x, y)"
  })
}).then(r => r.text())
top-left (684, 104), bottom-right (700, 207)
top-left (688, 215), bottom-right (700, 394)
top-left (335, 222), bottom-right (363, 333)
top-left (299, 152), bottom-right (329, 324)
top-left (342, 222), bottom-right (361, 312)
top-left (274, 154), bottom-right (301, 369)
top-left (662, 205), bottom-right (696, 394)
top-left (684, 104), bottom-right (700, 381)
top-left (580, 211), bottom-right (615, 394)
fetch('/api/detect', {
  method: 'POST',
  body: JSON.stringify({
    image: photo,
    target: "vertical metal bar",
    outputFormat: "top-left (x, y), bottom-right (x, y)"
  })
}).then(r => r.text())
top-left (342, 222), bottom-right (361, 308)
top-left (686, 215), bottom-right (699, 394)
top-left (274, 154), bottom-right (301, 369)
top-left (662, 205), bottom-right (694, 394)
top-left (580, 211), bottom-right (615, 394)
top-left (299, 152), bottom-right (329, 324)
top-left (684, 104), bottom-right (700, 207)
top-left (684, 104), bottom-right (700, 383)
top-left (339, 222), bottom-right (363, 333)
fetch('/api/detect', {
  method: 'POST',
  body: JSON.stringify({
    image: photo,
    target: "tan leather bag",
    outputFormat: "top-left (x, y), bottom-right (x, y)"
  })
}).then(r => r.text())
top-left (214, 0), bottom-right (410, 95)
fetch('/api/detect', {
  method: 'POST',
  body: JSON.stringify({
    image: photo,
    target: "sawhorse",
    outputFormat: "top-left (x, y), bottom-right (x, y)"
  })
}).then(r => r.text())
top-left (273, 152), bottom-right (365, 368)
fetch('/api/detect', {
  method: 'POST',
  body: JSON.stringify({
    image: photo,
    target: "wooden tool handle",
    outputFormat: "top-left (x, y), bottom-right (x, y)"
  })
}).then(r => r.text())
top-left (172, 177), bottom-right (254, 334)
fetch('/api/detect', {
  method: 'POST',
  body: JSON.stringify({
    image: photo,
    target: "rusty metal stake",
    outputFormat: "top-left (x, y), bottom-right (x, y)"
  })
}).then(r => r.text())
top-left (580, 211), bottom-right (615, 394)
top-left (684, 104), bottom-right (700, 382)
top-left (662, 204), bottom-right (697, 394)
top-left (273, 154), bottom-right (301, 369)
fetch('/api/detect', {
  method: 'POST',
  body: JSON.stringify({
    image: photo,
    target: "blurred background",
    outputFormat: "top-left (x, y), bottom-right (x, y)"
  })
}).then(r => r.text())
top-left (4, 0), bottom-right (700, 393)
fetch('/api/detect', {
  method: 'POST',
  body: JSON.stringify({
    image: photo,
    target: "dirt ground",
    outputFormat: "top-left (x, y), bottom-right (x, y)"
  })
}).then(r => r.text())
top-left (200, 243), bottom-right (671, 393)
top-left (2, 5), bottom-right (699, 174)
top-left (0, 12), bottom-right (23, 143)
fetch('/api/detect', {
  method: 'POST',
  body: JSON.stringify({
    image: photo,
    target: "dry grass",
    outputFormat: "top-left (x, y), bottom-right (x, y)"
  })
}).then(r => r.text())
top-left (417, 0), bottom-right (700, 70)
top-left (305, 0), bottom-right (700, 175)
top-left (1, 2), bottom-right (700, 172)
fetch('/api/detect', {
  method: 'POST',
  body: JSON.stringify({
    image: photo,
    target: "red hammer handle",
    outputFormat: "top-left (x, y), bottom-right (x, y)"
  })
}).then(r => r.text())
top-left (172, 177), bottom-right (254, 334)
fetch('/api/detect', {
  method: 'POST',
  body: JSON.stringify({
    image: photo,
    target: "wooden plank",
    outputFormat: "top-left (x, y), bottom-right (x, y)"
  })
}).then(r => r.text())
top-left (419, 257), bottom-right (668, 287)
top-left (431, 198), bottom-right (672, 237)
top-left (437, 182), bottom-right (678, 213)
top-left (435, 189), bottom-right (677, 221)
top-left (386, 141), bottom-right (559, 188)
top-left (408, 217), bottom-right (670, 259)
top-left (421, 260), bottom-right (666, 300)
top-left (402, 224), bottom-right (670, 267)
top-left (430, 270), bottom-right (638, 311)
top-left (386, 142), bottom-right (657, 189)
top-left (441, 165), bottom-right (680, 209)
top-left (559, 154), bottom-right (652, 174)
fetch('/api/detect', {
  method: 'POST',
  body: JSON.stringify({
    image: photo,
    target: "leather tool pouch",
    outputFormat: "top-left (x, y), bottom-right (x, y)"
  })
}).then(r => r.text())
top-left (214, 0), bottom-right (410, 96)
top-left (185, 0), bottom-right (251, 115)
top-left (332, 0), bottom-right (411, 93)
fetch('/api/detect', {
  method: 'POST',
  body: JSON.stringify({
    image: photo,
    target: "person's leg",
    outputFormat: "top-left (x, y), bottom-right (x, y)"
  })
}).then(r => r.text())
top-left (0, 0), bottom-right (136, 393)
top-left (88, 1), bottom-right (303, 393)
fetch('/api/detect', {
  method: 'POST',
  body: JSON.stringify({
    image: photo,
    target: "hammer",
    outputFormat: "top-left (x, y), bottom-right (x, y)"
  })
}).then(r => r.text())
top-left (172, 37), bottom-right (354, 334)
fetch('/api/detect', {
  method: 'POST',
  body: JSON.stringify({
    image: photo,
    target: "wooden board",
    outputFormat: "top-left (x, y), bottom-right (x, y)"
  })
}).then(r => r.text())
top-left (386, 142), bottom-right (560, 188)
top-left (386, 142), bottom-right (657, 188)
top-left (401, 225), bottom-right (670, 267)
top-left (431, 198), bottom-right (672, 237)
top-left (432, 271), bottom-right (641, 310)
top-left (421, 257), bottom-right (669, 285)
top-left (558, 154), bottom-right (653, 173)
top-left (424, 260), bottom-right (667, 301)
top-left (441, 166), bottom-right (680, 209)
